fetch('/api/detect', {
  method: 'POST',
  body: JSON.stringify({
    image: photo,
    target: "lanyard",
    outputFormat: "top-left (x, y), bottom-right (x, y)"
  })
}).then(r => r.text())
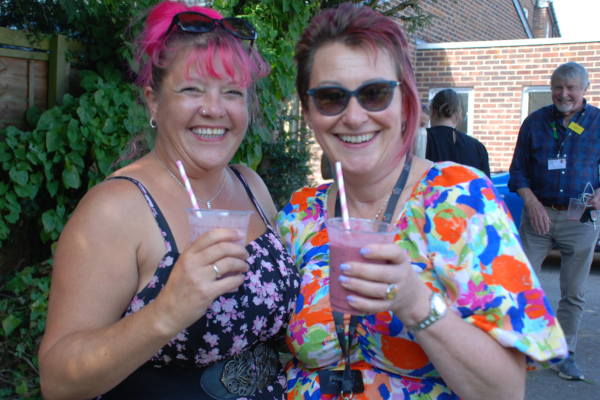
top-left (554, 106), bottom-right (588, 158)
top-left (330, 156), bottom-right (412, 395)
top-left (335, 156), bottom-right (412, 225)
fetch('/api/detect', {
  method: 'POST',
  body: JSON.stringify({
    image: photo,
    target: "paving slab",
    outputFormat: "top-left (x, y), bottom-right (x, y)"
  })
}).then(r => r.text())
top-left (525, 254), bottom-right (600, 399)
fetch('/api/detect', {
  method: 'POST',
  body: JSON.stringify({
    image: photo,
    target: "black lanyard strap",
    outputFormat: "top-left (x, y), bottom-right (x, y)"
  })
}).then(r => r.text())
top-left (335, 156), bottom-right (412, 225)
top-left (327, 155), bottom-right (412, 395)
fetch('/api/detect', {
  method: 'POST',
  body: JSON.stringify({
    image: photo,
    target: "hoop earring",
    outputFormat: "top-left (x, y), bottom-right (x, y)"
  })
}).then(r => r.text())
top-left (150, 118), bottom-right (157, 129)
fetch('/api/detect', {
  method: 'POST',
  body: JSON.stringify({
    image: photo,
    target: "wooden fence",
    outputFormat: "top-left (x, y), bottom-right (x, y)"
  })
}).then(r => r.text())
top-left (0, 27), bottom-right (84, 131)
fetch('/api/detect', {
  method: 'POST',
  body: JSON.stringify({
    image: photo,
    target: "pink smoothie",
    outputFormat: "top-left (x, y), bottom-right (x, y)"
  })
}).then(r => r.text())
top-left (186, 209), bottom-right (252, 279)
top-left (329, 243), bottom-right (386, 315)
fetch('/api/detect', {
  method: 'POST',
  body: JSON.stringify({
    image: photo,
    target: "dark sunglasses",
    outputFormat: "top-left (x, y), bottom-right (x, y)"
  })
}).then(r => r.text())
top-left (164, 12), bottom-right (257, 43)
top-left (307, 80), bottom-right (401, 116)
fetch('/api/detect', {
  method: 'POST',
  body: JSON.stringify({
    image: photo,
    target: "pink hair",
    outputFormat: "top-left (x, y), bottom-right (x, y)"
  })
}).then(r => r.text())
top-left (134, 1), bottom-right (269, 90)
top-left (295, 3), bottom-right (421, 162)
top-left (119, 1), bottom-right (270, 163)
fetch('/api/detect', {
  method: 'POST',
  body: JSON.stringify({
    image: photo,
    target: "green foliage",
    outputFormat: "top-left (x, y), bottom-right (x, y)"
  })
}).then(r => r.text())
top-left (0, 0), bottom-right (160, 70)
top-left (260, 132), bottom-right (315, 210)
top-left (0, 63), bottom-right (146, 397)
top-left (215, 0), bottom-right (319, 171)
top-left (0, 264), bottom-right (50, 399)
top-left (0, 63), bottom-right (146, 258)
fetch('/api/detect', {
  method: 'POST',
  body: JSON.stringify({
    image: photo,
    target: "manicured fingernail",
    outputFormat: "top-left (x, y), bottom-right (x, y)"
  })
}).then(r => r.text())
top-left (237, 230), bottom-right (245, 239)
top-left (338, 275), bottom-right (349, 283)
top-left (346, 296), bottom-right (356, 303)
top-left (340, 263), bottom-right (350, 271)
top-left (360, 248), bottom-right (370, 256)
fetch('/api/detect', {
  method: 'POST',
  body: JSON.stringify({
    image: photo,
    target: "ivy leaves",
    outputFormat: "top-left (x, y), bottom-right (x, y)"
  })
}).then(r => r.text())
top-left (0, 63), bottom-right (146, 246)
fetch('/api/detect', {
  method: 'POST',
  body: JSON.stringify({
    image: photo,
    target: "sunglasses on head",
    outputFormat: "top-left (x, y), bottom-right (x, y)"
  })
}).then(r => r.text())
top-left (306, 80), bottom-right (401, 116)
top-left (164, 11), bottom-right (257, 44)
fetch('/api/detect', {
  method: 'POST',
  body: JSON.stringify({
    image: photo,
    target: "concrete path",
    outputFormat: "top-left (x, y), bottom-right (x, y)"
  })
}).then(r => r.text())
top-left (525, 253), bottom-right (600, 399)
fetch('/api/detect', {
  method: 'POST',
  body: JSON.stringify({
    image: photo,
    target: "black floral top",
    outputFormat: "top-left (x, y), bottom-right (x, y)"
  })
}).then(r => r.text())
top-left (99, 167), bottom-right (300, 399)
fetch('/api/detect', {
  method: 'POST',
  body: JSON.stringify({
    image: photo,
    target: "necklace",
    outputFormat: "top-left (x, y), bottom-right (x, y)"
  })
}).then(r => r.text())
top-left (373, 193), bottom-right (392, 221)
top-left (152, 150), bottom-right (226, 209)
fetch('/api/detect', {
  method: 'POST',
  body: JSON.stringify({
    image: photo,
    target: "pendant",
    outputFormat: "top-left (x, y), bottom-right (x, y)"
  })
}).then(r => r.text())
top-left (207, 201), bottom-right (211, 209)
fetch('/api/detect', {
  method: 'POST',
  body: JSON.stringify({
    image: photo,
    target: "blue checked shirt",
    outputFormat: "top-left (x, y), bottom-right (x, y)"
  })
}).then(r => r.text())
top-left (509, 100), bottom-right (600, 205)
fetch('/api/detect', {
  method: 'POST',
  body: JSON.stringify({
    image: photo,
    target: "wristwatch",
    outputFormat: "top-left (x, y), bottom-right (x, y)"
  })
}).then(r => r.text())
top-left (406, 292), bottom-right (447, 333)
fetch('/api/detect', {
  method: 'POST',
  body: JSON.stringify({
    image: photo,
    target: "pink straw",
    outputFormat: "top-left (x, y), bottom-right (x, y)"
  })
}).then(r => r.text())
top-left (335, 162), bottom-right (350, 229)
top-left (176, 160), bottom-right (201, 215)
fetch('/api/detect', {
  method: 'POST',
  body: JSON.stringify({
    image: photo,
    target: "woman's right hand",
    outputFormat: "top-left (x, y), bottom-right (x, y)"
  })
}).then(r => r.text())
top-left (154, 228), bottom-right (249, 335)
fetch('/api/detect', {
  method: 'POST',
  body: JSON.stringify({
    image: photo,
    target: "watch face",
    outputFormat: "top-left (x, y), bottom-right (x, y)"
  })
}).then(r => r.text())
top-left (432, 294), bottom-right (447, 315)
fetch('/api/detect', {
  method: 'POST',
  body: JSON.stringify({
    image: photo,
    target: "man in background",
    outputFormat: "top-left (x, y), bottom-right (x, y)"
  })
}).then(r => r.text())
top-left (509, 61), bottom-right (600, 380)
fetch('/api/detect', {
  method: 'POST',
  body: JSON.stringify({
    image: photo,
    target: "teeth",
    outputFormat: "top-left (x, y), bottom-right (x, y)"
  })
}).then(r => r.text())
top-left (191, 128), bottom-right (226, 138)
top-left (338, 133), bottom-right (375, 144)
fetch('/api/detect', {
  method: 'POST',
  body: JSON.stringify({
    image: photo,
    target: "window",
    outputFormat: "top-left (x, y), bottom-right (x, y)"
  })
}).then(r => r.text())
top-left (521, 86), bottom-right (552, 123)
top-left (428, 88), bottom-right (475, 135)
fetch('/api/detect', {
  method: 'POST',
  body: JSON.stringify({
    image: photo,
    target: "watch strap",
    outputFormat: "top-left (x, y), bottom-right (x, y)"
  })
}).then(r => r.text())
top-left (406, 293), bottom-right (446, 333)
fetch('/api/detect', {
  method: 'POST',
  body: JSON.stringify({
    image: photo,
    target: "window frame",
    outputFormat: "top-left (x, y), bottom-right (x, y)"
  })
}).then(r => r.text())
top-left (521, 86), bottom-right (552, 124)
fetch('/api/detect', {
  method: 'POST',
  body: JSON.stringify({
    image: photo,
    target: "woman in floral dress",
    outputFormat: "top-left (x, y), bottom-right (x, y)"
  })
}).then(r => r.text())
top-left (38, 2), bottom-right (299, 399)
top-left (276, 3), bottom-right (567, 399)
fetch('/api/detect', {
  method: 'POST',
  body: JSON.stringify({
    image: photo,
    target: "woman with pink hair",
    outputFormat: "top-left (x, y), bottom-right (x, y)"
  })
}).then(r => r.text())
top-left (276, 3), bottom-right (567, 399)
top-left (38, 2), bottom-right (299, 399)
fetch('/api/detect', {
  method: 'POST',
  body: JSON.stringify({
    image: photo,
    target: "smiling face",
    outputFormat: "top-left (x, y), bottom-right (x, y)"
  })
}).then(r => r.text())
top-left (551, 76), bottom-right (588, 116)
top-left (304, 42), bottom-right (404, 177)
top-left (145, 49), bottom-right (249, 171)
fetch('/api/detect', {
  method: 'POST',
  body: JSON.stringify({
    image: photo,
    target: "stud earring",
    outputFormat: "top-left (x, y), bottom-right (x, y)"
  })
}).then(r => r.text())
top-left (401, 121), bottom-right (406, 132)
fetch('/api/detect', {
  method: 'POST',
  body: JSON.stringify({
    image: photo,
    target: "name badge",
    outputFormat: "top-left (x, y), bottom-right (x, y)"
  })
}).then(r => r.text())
top-left (548, 157), bottom-right (567, 170)
top-left (568, 121), bottom-right (584, 135)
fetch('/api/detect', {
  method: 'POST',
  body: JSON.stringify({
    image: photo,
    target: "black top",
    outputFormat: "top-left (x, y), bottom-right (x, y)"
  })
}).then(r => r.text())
top-left (426, 125), bottom-right (491, 178)
top-left (96, 167), bottom-right (300, 399)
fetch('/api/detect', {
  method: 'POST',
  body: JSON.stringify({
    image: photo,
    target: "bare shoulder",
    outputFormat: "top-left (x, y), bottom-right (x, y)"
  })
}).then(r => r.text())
top-left (40, 176), bottom-right (157, 353)
top-left (230, 164), bottom-right (277, 219)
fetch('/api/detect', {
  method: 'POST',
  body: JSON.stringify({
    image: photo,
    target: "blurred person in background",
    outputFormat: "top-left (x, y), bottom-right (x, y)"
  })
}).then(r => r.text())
top-left (509, 61), bottom-right (600, 381)
top-left (426, 89), bottom-right (490, 178)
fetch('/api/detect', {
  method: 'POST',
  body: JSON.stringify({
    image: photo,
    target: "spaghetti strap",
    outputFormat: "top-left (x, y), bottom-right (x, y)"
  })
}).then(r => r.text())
top-left (229, 166), bottom-right (271, 228)
top-left (106, 177), bottom-right (179, 254)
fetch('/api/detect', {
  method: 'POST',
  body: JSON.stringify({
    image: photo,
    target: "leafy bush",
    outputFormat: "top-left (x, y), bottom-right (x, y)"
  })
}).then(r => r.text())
top-left (0, 63), bottom-right (147, 397)
top-left (0, 264), bottom-right (50, 399)
top-left (259, 132), bottom-right (314, 210)
top-left (0, 63), bottom-right (146, 260)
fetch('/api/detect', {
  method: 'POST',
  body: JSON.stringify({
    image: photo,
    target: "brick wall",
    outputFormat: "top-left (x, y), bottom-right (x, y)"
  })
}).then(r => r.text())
top-left (396, 0), bottom-right (529, 43)
top-left (532, 7), bottom-right (550, 39)
top-left (415, 39), bottom-right (600, 172)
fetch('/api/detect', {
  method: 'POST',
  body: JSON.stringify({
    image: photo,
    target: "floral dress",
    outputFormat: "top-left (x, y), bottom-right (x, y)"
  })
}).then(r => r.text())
top-left (275, 162), bottom-right (568, 400)
top-left (99, 167), bottom-right (300, 399)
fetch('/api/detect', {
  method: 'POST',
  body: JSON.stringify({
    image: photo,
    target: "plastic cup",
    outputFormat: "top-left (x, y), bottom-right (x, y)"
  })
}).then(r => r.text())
top-left (186, 208), bottom-right (253, 278)
top-left (566, 198), bottom-right (586, 221)
top-left (326, 217), bottom-right (400, 315)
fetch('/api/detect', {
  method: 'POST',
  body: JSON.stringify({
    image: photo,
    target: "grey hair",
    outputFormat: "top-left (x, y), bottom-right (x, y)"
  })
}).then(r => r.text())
top-left (551, 62), bottom-right (590, 89)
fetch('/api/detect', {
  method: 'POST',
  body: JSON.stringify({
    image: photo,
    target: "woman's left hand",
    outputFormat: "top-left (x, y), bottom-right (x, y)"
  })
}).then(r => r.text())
top-left (338, 243), bottom-right (432, 324)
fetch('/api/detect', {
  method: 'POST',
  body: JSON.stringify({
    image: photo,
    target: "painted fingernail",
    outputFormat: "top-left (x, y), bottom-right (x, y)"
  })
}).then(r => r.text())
top-left (346, 296), bottom-right (356, 303)
top-left (339, 275), bottom-right (349, 283)
top-left (360, 248), bottom-right (370, 256)
top-left (340, 263), bottom-right (350, 271)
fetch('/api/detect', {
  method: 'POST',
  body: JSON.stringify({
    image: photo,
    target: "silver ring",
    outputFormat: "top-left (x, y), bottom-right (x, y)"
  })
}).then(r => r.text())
top-left (213, 264), bottom-right (221, 279)
top-left (203, 109), bottom-right (207, 116)
top-left (385, 284), bottom-right (398, 300)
